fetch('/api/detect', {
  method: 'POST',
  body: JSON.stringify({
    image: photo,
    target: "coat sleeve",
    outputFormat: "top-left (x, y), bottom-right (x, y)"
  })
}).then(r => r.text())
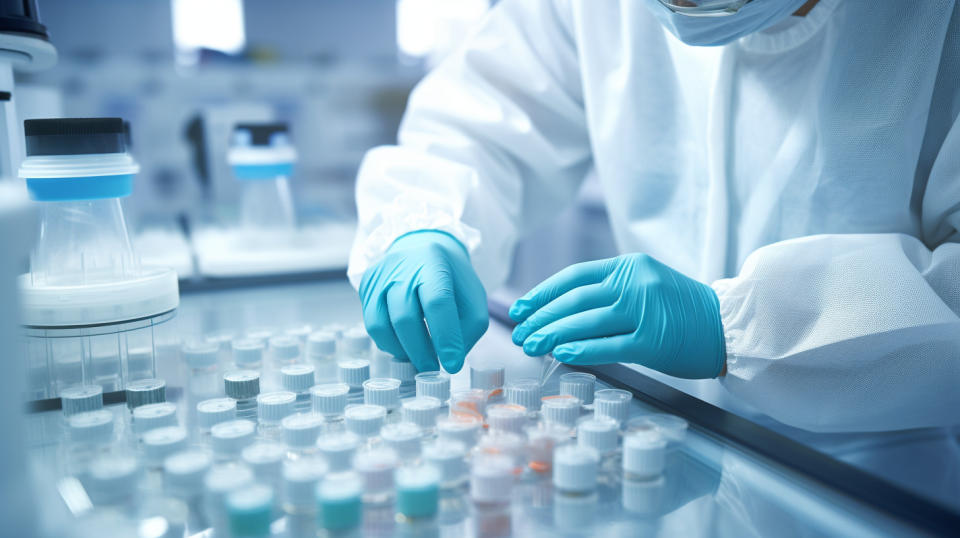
top-left (347, 0), bottom-right (592, 290)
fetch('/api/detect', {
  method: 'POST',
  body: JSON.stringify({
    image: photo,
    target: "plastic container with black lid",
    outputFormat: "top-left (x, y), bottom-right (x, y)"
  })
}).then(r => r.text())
top-left (227, 122), bottom-right (298, 237)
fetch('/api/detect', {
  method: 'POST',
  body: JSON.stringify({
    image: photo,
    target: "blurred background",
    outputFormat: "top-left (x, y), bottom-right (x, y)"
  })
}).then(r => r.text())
top-left (18, 0), bottom-right (617, 295)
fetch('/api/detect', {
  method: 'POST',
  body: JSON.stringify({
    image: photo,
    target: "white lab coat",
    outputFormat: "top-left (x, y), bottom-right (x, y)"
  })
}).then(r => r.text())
top-left (349, 0), bottom-right (960, 432)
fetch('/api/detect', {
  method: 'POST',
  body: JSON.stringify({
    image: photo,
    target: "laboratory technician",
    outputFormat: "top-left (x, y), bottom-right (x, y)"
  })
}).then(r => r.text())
top-left (349, 0), bottom-right (960, 432)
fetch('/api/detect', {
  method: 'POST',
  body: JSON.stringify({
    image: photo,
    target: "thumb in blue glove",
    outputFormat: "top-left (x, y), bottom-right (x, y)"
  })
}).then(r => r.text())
top-left (359, 230), bottom-right (489, 373)
top-left (509, 253), bottom-right (725, 379)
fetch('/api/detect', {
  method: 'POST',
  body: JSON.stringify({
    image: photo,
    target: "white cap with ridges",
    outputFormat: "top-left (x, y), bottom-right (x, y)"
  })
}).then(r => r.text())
top-left (594, 389), bottom-right (633, 424)
top-left (281, 364), bottom-right (315, 393)
top-left (470, 365), bottom-right (505, 392)
top-left (389, 358), bottom-right (418, 383)
top-left (269, 335), bottom-right (300, 362)
top-left (61, 385), bottom-right (104, 417)
top-left (211, 419), bottom-right (257, 456)
top-left (362, 378), bottom-right (401, 409)
top-left (281, 412), bottom-right (323, 448)
top-left (344, 404), bottom-right (386, 439)
top-left (623, 430), bottom-right (666, 479)
top-left (505, 378), bottom-right (540, 411)
top-left (306, 331), bottom-right (336, 358)
top-left (401, 396), bottom-right (441, 430)
top-left (423, 440), bottom-right (468, 487)
top-left (559, 372), bottom-right (596, 406)
top-left (231, 338), bottom-right (265, 367)
top-left (338, 359), bottom-right (370, 389)
top-left (311, 383), bottom-right (350, 416)
top-left (486, 404), bottom-right (528, 434)
top-left (553, 445), bottom-right (599, 492)
top-left (143, 426), bottom-right (189, 465)
top-left (242, 441), bottom-right (286, 486)
top-left (257, 391), bottom-right (296, 423)
top-left (164, 450), bottom-right (212, 497)
top-left (415, 371), bottom-right (450, 402)
top-left (182, 341), bottom-right (219, 369)
top-left (577, 416), bottom-right (619, 456)
top-left (197, 398), bottom-right (237, 430)
top-left (133, 402), bottom-right (177, 434)
top-left (541, 396), bottom-right (581, 428)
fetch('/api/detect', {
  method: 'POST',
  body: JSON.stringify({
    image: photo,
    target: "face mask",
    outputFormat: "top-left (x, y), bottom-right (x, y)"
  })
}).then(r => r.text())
top-left (645, 0), bottom-right (811, 46)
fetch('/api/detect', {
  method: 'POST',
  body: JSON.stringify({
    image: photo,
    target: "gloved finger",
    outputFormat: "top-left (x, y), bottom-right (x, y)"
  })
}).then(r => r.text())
top-left (386, 283), bottom-right (440, 372)
top-left (361, 283), bottom-right (407, 360)
top-left (509, 258), bottom-right (615, 323)
top-left (457, 269), bottom-right (490, 357)
top-left (551, 334), bottom-right (636, 365)
top-left (512, 283), bottom-right (613, 346)
top-left (418, 269), bottom-right (466, 374)
top-left (521, 306), bottom-right (634, 357)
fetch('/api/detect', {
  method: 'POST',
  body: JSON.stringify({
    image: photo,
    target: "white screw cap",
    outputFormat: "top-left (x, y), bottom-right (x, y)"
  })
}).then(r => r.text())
top-left (553, 445), bottom-right (599, 492)
top-left (257, 391), bottom-right (296, 423)
top-left (623, 430), bottom-right (667, 479)
top-left (197, 398), bottom-right (237, 430)
top-left (362, 378), bottom-right (401, 409)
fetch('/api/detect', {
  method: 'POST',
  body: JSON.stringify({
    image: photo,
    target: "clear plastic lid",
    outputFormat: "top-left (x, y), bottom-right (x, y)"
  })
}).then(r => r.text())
top-left (449, 389), bottom-right (487, 422)
top-left (415, 371), bottom-right (451, 402)
top-left (594, 389), bottom-right (633, 424)
top-left (362, 378), bottom-right (401, 409)
top-left (541, 395), bottom-right (582, 428)
top-left (558, 372), bottom-right (596, 406)
top-left (505, 378), bottom-right (541, 411)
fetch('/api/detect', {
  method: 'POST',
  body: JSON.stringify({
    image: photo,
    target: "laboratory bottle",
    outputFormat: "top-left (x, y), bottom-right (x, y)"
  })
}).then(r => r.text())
top-left (257, 390), bottom-right (296, 440)
top-left (231, 337), bottom-right (265, 371)
top-left (401, 396), bottom-right (442, 439)
top-left (338, 359), bottom-right (370, 403)
top-left (125, 378), bottom-right (167, 435)
top-left (63, 409), bottom-right (115, 479)
top-left (211, 419), bottom-right (257, 463)
top-left (60, 385), bottom-right (104, 423)
top-left (470, 365), bottom-right (505, 405)
top-left (240, 441), bottom-right (286, 495)
top-left (623, 430), bottom-right (667, 481)
top-left (130, 402), bottom-right (178, 447)
top-left (541, 395), bottom-right (582, 434)
top-left (281, 458), bottom-right (328, 538)
top-left (203, 462), bottom-right (254, 538)
top-left (362, 377), bottom-right (402, 422)
top-left (224, 370), bottom-right (260, 421)
top-left (380, 422), bottom-right (423, 464)
top-left (164, 449), bottom-right (213, 535)
top-left (415, 371), bottom-right (450, 410)
top-left (317, 474), bottom-right (364, 537)
top-left (317, 432), bottom-right (362, 479)
top-left (226, 483), bottom-right (274, 538)
top-left (196, 397), bottom-right (237, 445)
top-left (306, 330), bottom-right (338, 383)
top-left (280, 363), bottom-right (316, 413)
top-left (594, 389), bottom-right (634, 427)
top-left (395, 464), bottom-right (441, 535)
top-left (227, 122), bottom-right (298, 236)
top-left (281, 412), bottom-right (324, 459)
top-left (558, 372), bottom-right (596, 413)
top-left (578, 416), bottom-right (622, 484)
top-left (311, 382), bottom-right (350, 434)
top-left (141, 426), bottom-right (189, 492)
top-left (344, 404), bottom-right (387, 447)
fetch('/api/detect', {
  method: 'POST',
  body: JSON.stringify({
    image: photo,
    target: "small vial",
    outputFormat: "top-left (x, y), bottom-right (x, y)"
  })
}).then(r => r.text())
top-left (306, 331), bottom-right (338, 383)
top-left (578, 416), bottom-right (621, 481)
top-left (504, 378), bottom-right (541, 418)
top-left (395, 464), bottom-right (441, 527)
top-left (281, 458), bottom-right (327, 538)
top-left (224, 370), bottom-right (261, 421)
top-left (281, 364), bottom-right (316, 413)
top-left (436, 414), bottom-right (482, 449)
top-left (341, 326), bottom-right (372, 360)
top-left (344, 404), bottom-right (387, 444)
top-left (623, 430), bottom-right (666, 481)
top-left (182, 341), bottom-right (219, 374)
top-left (269, 334), bottom-right (301, 366)
top-left (470, 365), bottom-right (505, 403)
top-left (553, 445), bottom-right (599, 495)
top-left (380, 422), bottom-right (423, 463)
top-left (142, 426), bottom-right (189, 488)
top-left (627, 413), bottom-right (689, 451)
top-left (317, 432), bottom-right (361, 476)
top-left (449, 389), bottom-right (487, 422)
top-left (257, 391), bottom-right (297, 439)
top-left (541, 395), bottom-right (581, 431)
top-left (126, 378), bottom-right (166, 411)
top-left (281, 412), bottom-right (324, 457)
top-left (83, 454), bottom-right (142, 514)
top-left (61, 385), bottom-right (104, 419)
top-left (311, 382), bottom-right (350, 432)
top-left (525, 422), bottom-right (571, 475)
top-left (401, 396), bottom-right (442, 437)
top-left (389, 357), bottom-right (418, 396)
top-left (211, 419), bottom-right (257, 462)
top-left (65, 410), bottom-right (115, 478)
top-left (422, 440), bottom-right (468, 490)
top-left (362, 377), bottom-right (402, 417)
top-left (318, 474), bottom-right (363, 534)
top-left (231, 338), bottom-right (265, 370)
top-left (196, 398), bottom-right (237, 443)
top-left (470, 454), bottom-right (514, 507)
top-left (132, 402), bottom-right (178, 439)
top-left (338, 359), bottom-right (371, 401)
top-left (241, 441), bottom-right (286, 491)
top-left (203, 463), bottom-right (254, 538)
top-left (415, 371), bottom-right (450, 407)
top-left (226, 484), bottom-right (274, 538)
top-left (473, 431), bottom-right (527, 475)
top-left (164, 450), bottom-right (213, 534)
top-left (559, 372), bottom-right (596, 411)
top-left (353, 445), bottom-right (399, 504)
top-left (594, 389), bottom-right (633, 426)
top-left (486, 404), bottom-right (528, 435)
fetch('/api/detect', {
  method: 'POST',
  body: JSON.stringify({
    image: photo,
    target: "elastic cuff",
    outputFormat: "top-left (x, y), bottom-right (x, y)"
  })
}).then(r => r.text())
top-left (711, 278), bottom-right (742, 377)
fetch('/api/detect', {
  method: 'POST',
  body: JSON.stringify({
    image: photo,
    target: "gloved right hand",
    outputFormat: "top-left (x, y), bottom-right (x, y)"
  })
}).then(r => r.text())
top-left (358, 230), bottom-right (489, 373)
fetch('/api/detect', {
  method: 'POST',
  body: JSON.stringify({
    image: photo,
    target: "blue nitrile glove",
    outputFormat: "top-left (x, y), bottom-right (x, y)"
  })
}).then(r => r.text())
top-left (359, 230), bottom-right (489, 374)
top-left (509, 254), bottom-right (725, 379)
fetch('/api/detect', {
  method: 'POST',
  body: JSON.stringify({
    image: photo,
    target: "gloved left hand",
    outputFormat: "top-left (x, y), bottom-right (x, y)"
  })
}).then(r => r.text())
top-left (509, 253), bottom-right (725, 379)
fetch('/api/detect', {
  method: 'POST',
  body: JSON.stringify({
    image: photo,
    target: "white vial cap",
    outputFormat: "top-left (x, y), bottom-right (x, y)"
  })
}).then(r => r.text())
top-left (269, 335), bottom-right (300, 361)
top-left (257, 391), bottom-right (296, 423)
top-left (126, 378), bottom-right (166, 410)
top-left (68, 410), bottom-right (114, 444)
top-left (559, 372), bottom-right (596, 406)
top-left (353, 446), bottom-right (398, 494)
top-left (594, 389), bottom-right (633, 424)
top-left (337, 359), bottom-right (370, 389)
top-left (344, 404), bottom-right (386, 439)
top-left (306, 331), bottom-right (337, 357)
top-left (197, 398), bottom-right (237, 430)
top-left (231, 338), bottom-right (265, 367)
top-left (415, 371), bottom-right (450, 402)
top-left (133, 402), bottom-right (178, 434)
top-left (316, 432), bottom-right (361, 473)
top-left (205, 462), bottom-right (254, 497)
top-left (469, 454), bottom-right (514, 503)
top-left (341, 326), bottom-right (371, 356)
top-left (553, 445), bottom-right (599, 492)
top-left (436, 415), bottom-right (482, 448)
top-left (541, 395), bottom-right (581, 428)
top-left (389, 358), bottom-right (418, 383)
top-left (505, 378), bottom-right (541, 411)
top-left (281, 364), bottom-right (316, 393)
top-left (281, 412), bottom-right (324, 448)
top-left (470, 365), bottom-right (505, 392)
top-left (85, 454), bottom-right (141, 506)
top-left (164, 450), bottom-right (212, 497)
top-left (380, 422), bottom-right (422, 460)
top-left (422, 440), bottom-right (468, 487)
top-left (577, 416), bottom-right (620, 456)
top-left (284, 324), bottom-right (313, 343)
top-left (311, 383), bottom-right (350, 416)
top-left (362, 378), bottom-right (401, 409)
top-left (211, 419), bottom-right (257, 456)
top-left (282, 458), bottom-right (328, 507)
top-left (61, 385), bottom-right (104, 417)
top-left (241, 441), bottom-right (286, 486)
top-left (401, 396), bottom-right (441, 430)
top-left (623, 430), bottom-right (667, 479)
top-left (182, 341), bottom-right (219, 369)
top-left (224, 370), bottom-right (260, 400)
top-left (486, 404), bottom-right (528, 435)
top-left (143, 426), bottom-right (189, 465)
